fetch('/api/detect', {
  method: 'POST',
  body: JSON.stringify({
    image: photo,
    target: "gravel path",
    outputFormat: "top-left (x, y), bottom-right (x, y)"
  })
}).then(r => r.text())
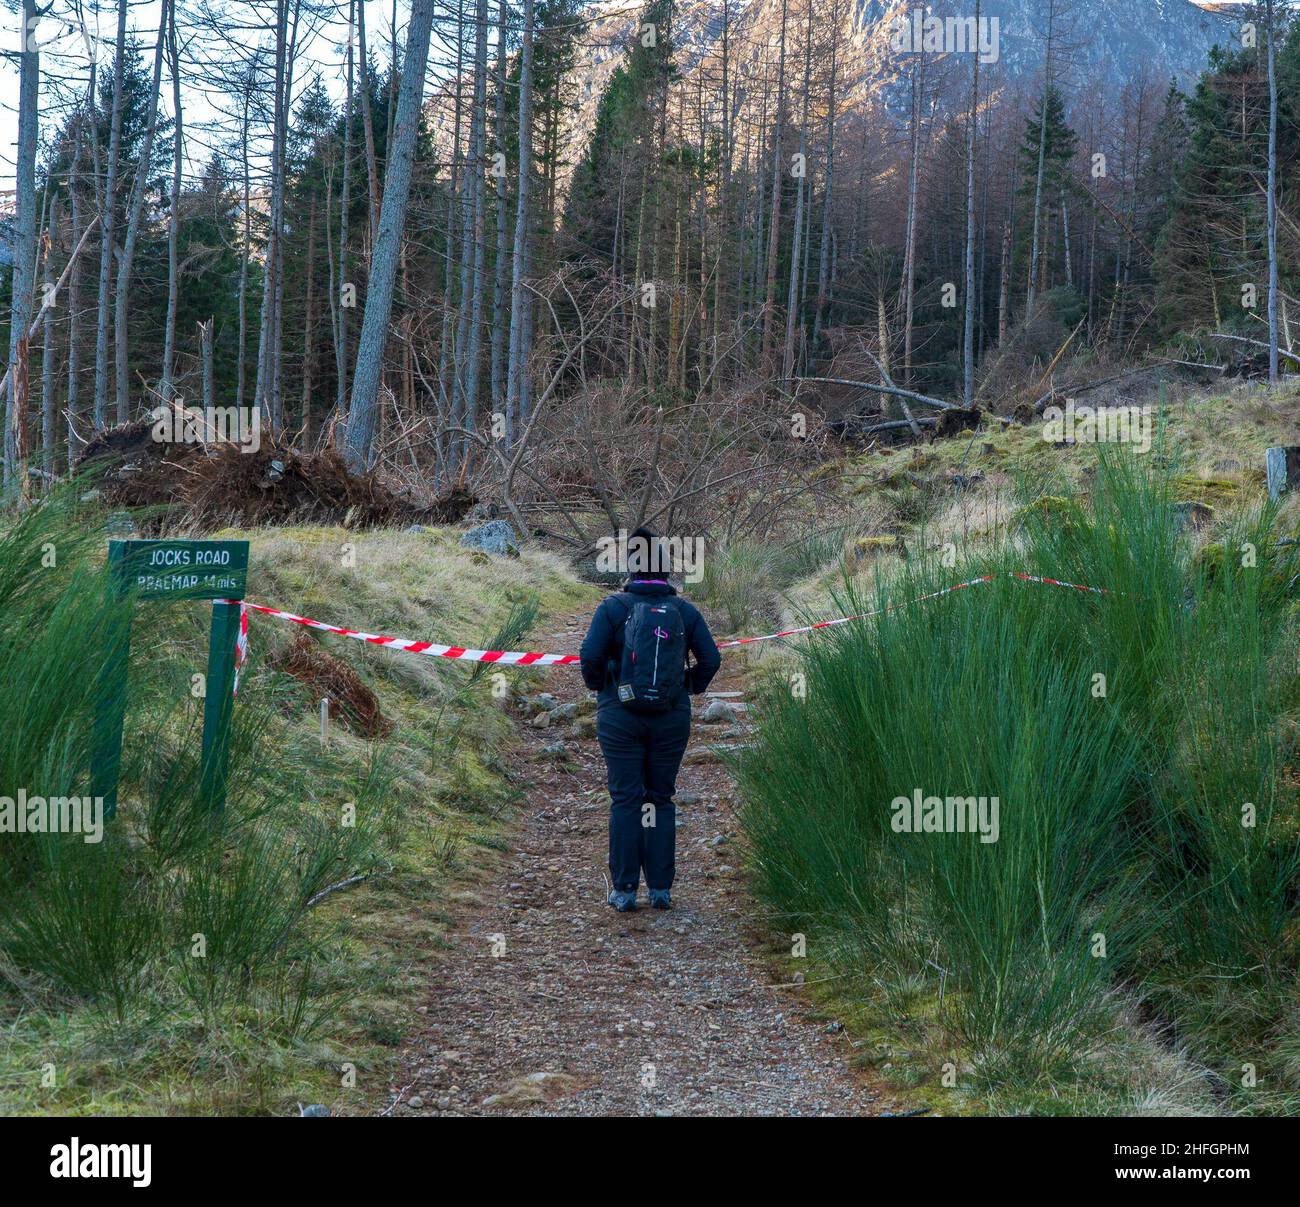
top-left (382, 612), bottom-right (892, 1117)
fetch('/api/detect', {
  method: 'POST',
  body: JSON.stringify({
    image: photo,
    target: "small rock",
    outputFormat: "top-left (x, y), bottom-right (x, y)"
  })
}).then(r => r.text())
top-left (519, 693), bottom-right (558, 716)
top-left (408, 1095), bottom-right (425, 1109)
top-left (676, 792), bottom-right (702, 806)
top-left (550, 702), bottom-right (579, 721)
top-left (539, 741), bottom-right (569, 760)
top-left (459, 519), bottom-right (520, 558)
top-left (710, 834), bottom-right (728, 847)
top-left (699, 699), bottom-right (738, 724)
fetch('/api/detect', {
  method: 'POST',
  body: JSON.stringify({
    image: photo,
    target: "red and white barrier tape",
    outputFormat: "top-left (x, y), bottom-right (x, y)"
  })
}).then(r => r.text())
top-left (716, 574), bottom-right (998, 648)
top-left (232, 599), bottom-right (249, 695)
top-left (219, 568), bottom-right (1109, 681)
top-left (1007, 571), bottom-right (1109, 596)
top-left (222, 599), bottom-right (581, 667)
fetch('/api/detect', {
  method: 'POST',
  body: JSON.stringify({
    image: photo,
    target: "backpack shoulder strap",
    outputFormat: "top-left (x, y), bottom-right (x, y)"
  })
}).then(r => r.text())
top-left (610, 591), bottom-right (681, 622)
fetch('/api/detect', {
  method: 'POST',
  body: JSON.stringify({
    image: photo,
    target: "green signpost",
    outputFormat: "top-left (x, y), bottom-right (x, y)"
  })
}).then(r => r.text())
top-left (91, 539), bottom-right (250, 818)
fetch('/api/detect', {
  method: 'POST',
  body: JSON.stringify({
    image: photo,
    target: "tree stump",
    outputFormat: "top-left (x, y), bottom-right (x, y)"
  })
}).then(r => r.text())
top-left (1266, 447), bottom-right (1300, 501)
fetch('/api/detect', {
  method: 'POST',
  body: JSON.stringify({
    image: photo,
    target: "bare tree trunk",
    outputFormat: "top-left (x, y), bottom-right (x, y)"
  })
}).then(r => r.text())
top-left (4, 0), bottom-right (39, 493)
top-left (463, 0), bottom-right (491, 452)
top-left (67, 132), bottom-right (85, 467)
top-left (159, 0), bottom-right (183, 403)
top-left (811, 0), bottom-right (838, 354)
top-left (256, 0), bottom-right (303, 434)
top-left (256, 0), bottom-right (289, 425)
top-left (901, 46), bottom-right (925, 385)
top-left (357, 0), bottom-right (382, 246)
top-left (92, 0), bottom-right (129, 433)
top-left (343, 0), bottom-right (437, 470)
top-left (301, 198), bottom-right (318, 441)
top-left (760, 0), bottom-right (790, 372)
top-left (439, 0), bottom-right (466, 433)
top-left (1060, 189), bottom-right (1073, 288)
top-left (1027, 0), bottom-right (1057, 315)
top-left (506, 0), bottom-right (536, 434)
top-left (336, 0), bottom-right (356, 421)
top-left (237, 69), bottom-right (253, 406)
top-left (114, 1), bottom-right (169, 422)
top-left (271, 3), bottom-right (304, 432)
top-left (709, 0), bottom-right (733, 385)
top-left (877, 294), bottom-right (891, 378)
top-left (491, 0), bottom-right (511, 416)
top-left (997, 219), bottom-right (1011, 346)
top-left (1266, 0), bottom-right (1280, 384)
top-left (199, 319), bottom-right (215, 411)
top-left (782, 0), bottom-right (812, 381)
top-left (42, 202), bottom-right (57, 480)
top-left (962, 0), bottom-right (981, 406)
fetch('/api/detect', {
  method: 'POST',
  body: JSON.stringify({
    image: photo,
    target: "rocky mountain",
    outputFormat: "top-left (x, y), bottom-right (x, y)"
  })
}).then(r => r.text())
top-left (573, 0), bottom-right (1236, 133)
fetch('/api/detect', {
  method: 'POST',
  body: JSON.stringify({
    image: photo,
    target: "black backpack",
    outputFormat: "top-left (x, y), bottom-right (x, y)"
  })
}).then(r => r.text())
top-left (612, 593), bottom-right (688, 713)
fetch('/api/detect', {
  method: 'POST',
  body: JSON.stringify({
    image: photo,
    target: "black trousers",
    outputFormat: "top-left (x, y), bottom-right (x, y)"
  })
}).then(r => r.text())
top-left (596, 704), bottom-right (692, 892)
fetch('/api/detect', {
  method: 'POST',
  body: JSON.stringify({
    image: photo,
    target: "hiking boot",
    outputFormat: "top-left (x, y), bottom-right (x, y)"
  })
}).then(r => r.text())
top-left (648, 889), bottom-right (672, 911)
top-left (608, 889), bottom-right (638, 912)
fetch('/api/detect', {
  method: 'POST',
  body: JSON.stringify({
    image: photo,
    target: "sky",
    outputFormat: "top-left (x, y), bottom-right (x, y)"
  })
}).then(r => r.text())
top-left (0, 0), bottom-right (449, 193)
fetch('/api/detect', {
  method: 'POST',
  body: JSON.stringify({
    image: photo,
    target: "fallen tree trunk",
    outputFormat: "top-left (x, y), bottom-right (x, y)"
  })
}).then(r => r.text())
top-left (861, 417), bottom-right (938, 435)
top-left (1145, 355), bottom-right (1227, 373)
top-left (1031, 365), bottom-right (1159, 414)
top-left (1205, 332), bottom-right (1300, 368)
top-left (796, 375), bottom-right (959, 412)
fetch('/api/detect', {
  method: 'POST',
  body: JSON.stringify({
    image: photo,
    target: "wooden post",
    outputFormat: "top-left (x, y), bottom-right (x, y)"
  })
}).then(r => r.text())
top-left (199, 600), bottom-right (243, 811)
top-left (1266, 447), bottom-right (1300, 501)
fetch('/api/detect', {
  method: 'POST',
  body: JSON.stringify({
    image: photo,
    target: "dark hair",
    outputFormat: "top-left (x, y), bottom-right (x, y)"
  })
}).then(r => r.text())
top-left (626, 526), bottom-right (665, 576)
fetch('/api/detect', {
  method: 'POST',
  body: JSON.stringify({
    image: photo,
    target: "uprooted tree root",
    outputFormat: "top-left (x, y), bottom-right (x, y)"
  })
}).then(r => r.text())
top-left (75, 421), bottom-right (475, 531)
top-left (268, 629), bottom-right (393, 740)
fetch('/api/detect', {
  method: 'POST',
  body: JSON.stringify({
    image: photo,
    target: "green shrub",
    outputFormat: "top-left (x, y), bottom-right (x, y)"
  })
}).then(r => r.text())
top-left (736, 448), bottom-right (1300, 1104)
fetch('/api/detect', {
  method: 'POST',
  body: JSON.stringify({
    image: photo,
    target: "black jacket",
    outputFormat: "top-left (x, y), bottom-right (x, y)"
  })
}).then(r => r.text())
top-left (579, 579), bottom-right (722, 710)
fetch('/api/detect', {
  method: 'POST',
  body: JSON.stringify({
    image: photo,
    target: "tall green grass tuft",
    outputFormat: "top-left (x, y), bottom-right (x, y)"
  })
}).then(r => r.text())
top-left (736, 448), bottom-right (1300, 1106)
top-left (0, 492), bottom-right (393, 1035)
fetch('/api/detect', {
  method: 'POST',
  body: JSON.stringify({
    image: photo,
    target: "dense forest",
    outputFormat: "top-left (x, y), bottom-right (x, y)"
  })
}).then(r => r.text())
top-left (1, 0), bottom-right (1294, 528)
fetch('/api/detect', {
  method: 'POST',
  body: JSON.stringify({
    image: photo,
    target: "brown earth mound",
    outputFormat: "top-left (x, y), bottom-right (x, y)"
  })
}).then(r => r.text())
top-left (75, 421), bottom-right (475, 531)
top-left (268, 628), bottom-right (393, 739)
